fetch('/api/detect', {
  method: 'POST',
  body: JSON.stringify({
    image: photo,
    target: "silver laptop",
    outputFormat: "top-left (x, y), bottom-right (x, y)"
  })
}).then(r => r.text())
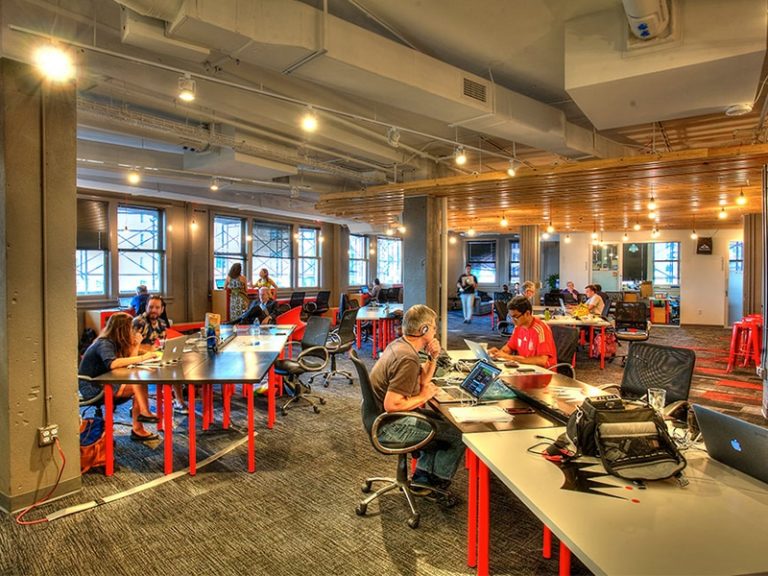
top-left (136, 335), bottom-right (188, 366)
top-left (434, 360), bottom-right (502, 404)
top-left (464, 339), bottom-right (500, 367)
top-left (693, 404), bottom-right (768, 485)
top-left (558, 297), bottom-right (568, 316)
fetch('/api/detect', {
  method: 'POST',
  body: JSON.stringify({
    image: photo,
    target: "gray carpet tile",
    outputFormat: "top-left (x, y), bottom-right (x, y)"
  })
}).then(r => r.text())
top-left (1, 316), bottom-right (764, 575)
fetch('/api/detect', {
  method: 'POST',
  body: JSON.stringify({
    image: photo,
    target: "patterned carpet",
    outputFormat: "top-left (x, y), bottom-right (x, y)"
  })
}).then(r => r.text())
top-left (1, 314), bottom-right (764, 576)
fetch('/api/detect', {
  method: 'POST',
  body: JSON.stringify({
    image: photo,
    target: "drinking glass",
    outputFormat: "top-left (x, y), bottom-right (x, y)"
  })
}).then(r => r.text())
top-left (647, 388), bottom-right (666, 414)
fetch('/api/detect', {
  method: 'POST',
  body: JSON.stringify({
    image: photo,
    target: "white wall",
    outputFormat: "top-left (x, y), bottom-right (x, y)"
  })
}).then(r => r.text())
top-left (559, 228), bottom-right (743, 326)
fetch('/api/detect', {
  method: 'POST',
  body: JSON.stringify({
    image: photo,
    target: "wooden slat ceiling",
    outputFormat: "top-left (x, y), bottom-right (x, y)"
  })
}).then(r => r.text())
top-left (316, 144), bottom-right (768, 234)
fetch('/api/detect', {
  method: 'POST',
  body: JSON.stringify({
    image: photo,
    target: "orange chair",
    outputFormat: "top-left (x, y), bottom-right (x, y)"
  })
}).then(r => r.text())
top-left (276, 306), bottom-right (307, 347)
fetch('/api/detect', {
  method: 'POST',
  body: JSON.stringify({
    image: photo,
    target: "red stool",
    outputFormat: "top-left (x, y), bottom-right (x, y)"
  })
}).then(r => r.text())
top-left (727, 316), bottom-right (763, 372)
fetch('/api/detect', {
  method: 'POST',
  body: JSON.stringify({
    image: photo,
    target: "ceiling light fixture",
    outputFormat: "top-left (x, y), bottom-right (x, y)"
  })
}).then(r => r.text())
top-left (385, 227), bottom-right (394, 236)
top-left (246, 234), bottom-right (253, 242)
top-left (546, 221), bottom-right (555, 234)
top-left (541, 232), bottom-right (551, 240)
top-left (690, 229), bottom-right (698, 240)
top-left (386, 126), bottom-right (401, 148)
top-left (209, 178), bottom-right (219, 191)
top-left (719, 198), bottom-right (727, 206)
top-left (33, 44), bottom-right (74, 82)
top-left (319, 234), bottom-right (325, 243)
top-left (500, 214), bottom-right (508, 227)
top-left (648, 194), bottom-right (657, 211)
top-left (651, 226), bottom-right (660, 238)
top-left (369, 247), bottom-right (376, 255)
top-left (177, 73), bottom-right (196, 102)
top-left (718, 206), bottom-right (728, 220)
top-left (506, 160), bottom-right (516, 177)
top-left (591, 228), bottom-right (598, 240)
top-left (190, 218), bottom-right (198, 230)
top-left (397, 223), bottom-right (407, 234)
top-left (126, 170), bottom-right (141, 185)
top-left (633, 222), bottom-right (641, 231)
top-left (648, 210), bottom-right (657, 220)
top-left (454, 145), bottom-right (467, 166)
top-left (449, 236), bottom-right (457, 245)
top-left (301, 106), bottom-right (318, 132)
top-left (725, 103), bottom-right (753, 117)
top-left (622, 230), bottom-right (629, 242)
top-left (564, 234), bottom-right (571, 244)
top-left (736, 188), bottom-right (747, 206)
top-left (466, 225), bottom-right (476, 237)
top-left (167, 224), bottom-right (173, 232)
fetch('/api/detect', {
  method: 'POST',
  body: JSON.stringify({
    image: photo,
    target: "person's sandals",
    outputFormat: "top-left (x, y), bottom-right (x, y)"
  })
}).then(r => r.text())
top-left (137, 413), bottom-right (158, 423)
top-left (130, 430), bottom-right (159, 442)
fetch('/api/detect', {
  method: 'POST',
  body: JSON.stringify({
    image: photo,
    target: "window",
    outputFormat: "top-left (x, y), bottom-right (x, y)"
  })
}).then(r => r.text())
top-left (76, 199), bottom-right (109, 296)
top-left (467, 240), bottom-right (496, 283)
top-left (297, 227), bottom-right (321, 288)
top-left (377, 237), bottom-right (402, 284)
top-left (729, 241), bottom-right (744, 273)
top-left (652, 242), bottom-right (680, 285)
top-left (252, 222), bottom-right (292, 287)
top-left (213, 216), bottom-right (245, 284)
top-left (117, 205), bottom-right (164, 293)
top-left (508, 236), bottom-right (520, 285)
top-left (349, 234), bottom-right (368, 286)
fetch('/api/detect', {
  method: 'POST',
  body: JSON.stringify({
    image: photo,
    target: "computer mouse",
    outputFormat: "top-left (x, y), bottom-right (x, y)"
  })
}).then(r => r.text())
top-left (504, 361), bottom-right (519, 368)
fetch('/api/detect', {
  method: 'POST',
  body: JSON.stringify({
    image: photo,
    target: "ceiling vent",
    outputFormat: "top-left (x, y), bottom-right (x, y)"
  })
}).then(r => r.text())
top-left (463, 77), bottom-right (488, 103)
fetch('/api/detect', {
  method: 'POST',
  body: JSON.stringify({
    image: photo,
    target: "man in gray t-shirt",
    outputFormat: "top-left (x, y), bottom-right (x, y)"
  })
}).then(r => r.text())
top-left (369, 305), bottom-right (464, 493)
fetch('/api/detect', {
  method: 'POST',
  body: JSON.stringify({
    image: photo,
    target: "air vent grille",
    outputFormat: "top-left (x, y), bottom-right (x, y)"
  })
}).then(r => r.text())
top-left (463, 78), bottom-right (487, 103)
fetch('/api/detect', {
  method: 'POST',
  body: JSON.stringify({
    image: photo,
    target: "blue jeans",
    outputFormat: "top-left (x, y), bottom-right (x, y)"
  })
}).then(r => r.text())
top-left (460, 293), bottom-right (475, 321)
top-left (377, 415), bottom-right (464, 481)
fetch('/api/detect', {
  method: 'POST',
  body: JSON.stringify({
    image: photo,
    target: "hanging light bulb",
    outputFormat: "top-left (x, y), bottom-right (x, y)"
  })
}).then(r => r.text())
top-left (167, 224), bottom-right (173, 233)
top-left (500, 214), bottom-right (508, 228)
top-left (591, 230), bottom-right (598, 240)
top-left (301, 106), bottom-right (318, 132)
top-left (209, 178), bottom-right (219, 191)
top-left (622, 231), bottom-right (629, 241)
top-left (127, 170), bottom-right (141, 185)
top-left (564, 234), bottom-right (571, 244)
top-left (648, 195), bottom-right (657, 211)
top-left (449, 236), bottom-right (457, 245)
top-left (33, 44), bottom-right (74, 82)
top-left (466, 226), bottom-right (476, 237)
top-left (718, 206), bottom-right (728, 220)
top-left (648, 210), bottom-right (657, 220)
top-left (246, 234), bottom-right (253, 242)
top-left (318, 234), bottom-right (325, 243)
top-left (506, 160), bottom-right (516, 177)
top-left (385, 227), bottom-right (394, 236)
top-left (633, 222), bottom-right (641, 231)
top-left (454, 145), bottom-right (467, 166)
top-left (177, 74), bottom-right (196, 102)
top-left (737, 189), bottom-right (747, 206)
top-left (190, 218), bottom-right (198, 231)
top-left (719, 198), bottom-right (727, 206)
top-left (546, 221), bottom-right (555, 234)
top-left (397, 223), bottom-right (406, 234)
top-left (541, 232), bottom-right (551, 240)
top-left (591, 237), bottom-right (600, 246)
top-left (369, 247), bottom-right (376, 255)
top-left (651, 227), bottom-right (660, 238)
top-left (690, 230), bottom-right (698, 240)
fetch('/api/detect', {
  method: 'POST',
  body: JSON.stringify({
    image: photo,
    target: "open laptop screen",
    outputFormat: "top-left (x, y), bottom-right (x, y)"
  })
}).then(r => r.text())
top-left (460, 360), bottom-right (502, 398)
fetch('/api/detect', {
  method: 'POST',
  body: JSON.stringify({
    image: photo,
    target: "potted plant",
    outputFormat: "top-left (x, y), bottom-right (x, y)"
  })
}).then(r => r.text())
top-left (546, 273), bottom-right (560, 293)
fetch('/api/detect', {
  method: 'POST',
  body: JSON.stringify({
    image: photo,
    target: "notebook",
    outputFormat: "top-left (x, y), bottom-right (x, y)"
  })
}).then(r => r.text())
top-left (464, 339), bottom-right (500, 367)
top-left (434, 360), bottom-right (501, 404)
top-left (135, 335), bottom-right (188, 366)
top-left (693, 404), bottom-right (768, 485)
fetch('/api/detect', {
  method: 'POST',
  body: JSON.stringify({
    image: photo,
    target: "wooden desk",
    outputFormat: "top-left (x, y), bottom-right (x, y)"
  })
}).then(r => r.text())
top-left (93, 325), bottom-right (293, 476)
top-left (465, 429), bottom-right (768, 575)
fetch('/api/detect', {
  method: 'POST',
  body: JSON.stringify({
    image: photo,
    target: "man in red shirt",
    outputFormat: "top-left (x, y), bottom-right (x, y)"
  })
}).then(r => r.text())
top-left (488, 295), bottom-right (557, 368)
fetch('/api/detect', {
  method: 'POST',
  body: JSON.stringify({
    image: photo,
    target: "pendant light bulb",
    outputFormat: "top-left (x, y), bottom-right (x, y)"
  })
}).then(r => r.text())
top-left (648, 196), bottom-right (657, 211)
top-left (564, 234), bottom-right (571, 244)
top-left (737, 189), bottom-right (747, 206)
top-left (454, 146), bottom-right (467, 166)
top-left (301, 106), bottom-right (318, 132)
top-left (500, 214), bottom-right (508, 228)
top-left (546, 222), bottom-right (555, 234)
top-left (541, 232), bottom-right (550, 240)
top-left (33, 44), bottom-right (74, 82)
top-left (718, 207), bottom-right (728, 220)
top-left (633, 222), bottom-right (641, 231)
top-left (591, 230), bottom-right (598, 240)
top-left (466, 226), bottom-right (476, 237)
top-left (690, 230), bottom-right (698, 240)
top-left (127, 170), bottom-right (141, 185)
top-left (506, 160), bottom-right (516, 177)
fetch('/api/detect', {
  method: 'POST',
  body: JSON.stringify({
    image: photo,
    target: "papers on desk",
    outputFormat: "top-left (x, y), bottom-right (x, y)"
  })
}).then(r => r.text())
top-left (448, 405), bottom-right (513, 423)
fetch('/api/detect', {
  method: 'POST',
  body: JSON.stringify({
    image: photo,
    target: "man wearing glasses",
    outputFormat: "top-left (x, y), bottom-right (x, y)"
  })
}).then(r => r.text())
top-left (488, 295), bottom-right (556, 368)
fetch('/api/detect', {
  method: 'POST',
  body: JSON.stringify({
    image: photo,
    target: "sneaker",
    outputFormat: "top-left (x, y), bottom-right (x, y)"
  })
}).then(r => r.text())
top-left (410, 471), bottom-right (433, 495)
top-left (173, 401), bottom-right (188, 415)
top-left (255, 383), bottom-right (269, 395)
top-left (424, 490), bottom-right (459, 508)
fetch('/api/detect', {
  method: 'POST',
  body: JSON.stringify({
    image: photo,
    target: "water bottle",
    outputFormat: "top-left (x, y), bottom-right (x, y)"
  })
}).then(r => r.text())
top-left (206, 327), bottom-right (217, 352)
top-left (544, 308), bottom-right (551, 321)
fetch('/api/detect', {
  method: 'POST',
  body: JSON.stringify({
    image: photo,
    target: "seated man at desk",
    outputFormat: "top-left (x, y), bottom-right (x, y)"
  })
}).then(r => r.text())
top-left (226, 287), bottom-right (279, 325)
top-left (583, 284), bottom-right (605, 316)
top-left (488, 296), bottom-right (556, 368)
top-left (132, 295), bottom-right (188, 415)
top-left (370, 304), bottom-right (464, 495)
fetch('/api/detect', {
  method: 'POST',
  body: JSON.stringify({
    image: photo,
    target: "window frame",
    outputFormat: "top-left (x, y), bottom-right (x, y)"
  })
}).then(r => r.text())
top-left (651, 241), bottom-right (680, 286)
top-left (251, 220), bottom-right (293, 288)
top-left (296, 226), bottom-right (321, 288)
top-left (729, 240), bottom-right (744, 274)
top-left (376, 236), bottom-right (403, 285)
top-left (348, 234), bottom-right (369, 287)
top-left (466, 240), bottom-right (497, 284)
top-left (212, 215), bottom-right (247, 286)
top-left (508, 236), bottom-right (520, 286)
top-left (116, 204), bottom-right (166, 295)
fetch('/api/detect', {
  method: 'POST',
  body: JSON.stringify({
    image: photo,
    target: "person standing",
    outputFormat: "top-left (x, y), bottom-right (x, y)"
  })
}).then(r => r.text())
top-left (456, 265), bottom-right (478, 324)
top-left (370, 305), bottom-right (463, 495)
top-left (225, 263), bottom-right (249, 322)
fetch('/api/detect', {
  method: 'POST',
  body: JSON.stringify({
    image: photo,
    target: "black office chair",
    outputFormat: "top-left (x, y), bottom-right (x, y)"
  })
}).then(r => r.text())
top-left (349, 350), bottom-right (452, 529)
top-left (614, 302), bottom-right (651, 366)
top-left (387, 286), bottom-right (401, 303)
top-left (562, 292), bottom-right (578, 305)
top-left (312, 308), bottom-right (358, 387)
top-left (493, 299), bottom-right (513, 336)
top-left (543, 293), bottom-right (562, 307)
top-left (600, 342), bottom-right (695, 413)
top-left (289, 291), bottom-right (306, 309)
top-left (303, 290), bottom-right (331, 316)
top-left (600, 294), bottom-right (612, 320)
top-left (274, 316), bottom-right (331, 414)
top-left (549, 325), bottom-right (579, 378)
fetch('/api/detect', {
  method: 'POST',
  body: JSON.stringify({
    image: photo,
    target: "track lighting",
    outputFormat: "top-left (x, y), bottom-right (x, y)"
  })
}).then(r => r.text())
top-left (33, 44), bottom-right (74, 82)
top-left (454, 146), bottom-right (467, 166)
top-left (178, 74), bottom-right (196, 102)
top-left (301, 106), bottom-right (318, 132)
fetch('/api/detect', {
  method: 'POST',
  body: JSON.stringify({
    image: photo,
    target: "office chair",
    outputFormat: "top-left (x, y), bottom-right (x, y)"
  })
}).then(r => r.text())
top-left (387, 286), bottom-right (401, 303)
top-left (599, 342), bottom-right (695, 413)
top-left (613, 302), bottom-right (651, 366)
top-left (303, 290), bottom-right (331, 317)
top-left (275, 306), bottom-right (306, 349)
top-left (312, 308), bottom-right (358, 387)
top-left (543, 293), bottom-right (562, 307)
top-left (349, 350), bottom-right (452, 529)
top-left (493, 299), bottom-right (513, 336)
top-left (274, 316), bottom-right (331, 414)
top-left (288, 291), bottom-right (306, 309)
top-left (549, 325), bottom-right (579, 379)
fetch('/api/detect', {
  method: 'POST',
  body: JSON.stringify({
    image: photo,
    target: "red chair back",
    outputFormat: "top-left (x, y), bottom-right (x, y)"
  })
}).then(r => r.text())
top-left (276, 306), bottom-right (306, 341)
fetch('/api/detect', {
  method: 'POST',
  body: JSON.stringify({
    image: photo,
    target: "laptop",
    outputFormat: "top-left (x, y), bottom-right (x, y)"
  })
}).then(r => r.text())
top-left (118, 297), bottom-right (133, 309)
top-left (558, 297), bottom-right (568, 316)
top-left (464, 339), bottom-right (501, 367)
top-left (215, 279), bottom-right (226, 289)
top-left (693, 404), bottom-right (768, 484)
top-left (135, 335), bottom-right (188, 366)
top-left (434, 360), bottom-right (501, 404)
top-left (360, 285), bottom-right (370, 294)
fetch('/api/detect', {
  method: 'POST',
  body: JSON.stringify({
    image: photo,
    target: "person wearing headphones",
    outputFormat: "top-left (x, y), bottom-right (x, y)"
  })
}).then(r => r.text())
top-left (369, 304), bottom-right (464, 498)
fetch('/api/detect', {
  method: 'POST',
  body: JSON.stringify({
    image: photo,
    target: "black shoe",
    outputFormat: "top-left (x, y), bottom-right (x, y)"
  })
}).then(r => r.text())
top-left (424, 490), bottom-right (459, 508)
top-left (137, 413), bottom-right (158, 423)
top-left (130, 430), bottom-right (159, 442)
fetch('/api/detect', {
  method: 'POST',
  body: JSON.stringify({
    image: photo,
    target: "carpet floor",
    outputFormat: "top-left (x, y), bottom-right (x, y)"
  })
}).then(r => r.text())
top-left (1, 312), bottom-right (764, 576)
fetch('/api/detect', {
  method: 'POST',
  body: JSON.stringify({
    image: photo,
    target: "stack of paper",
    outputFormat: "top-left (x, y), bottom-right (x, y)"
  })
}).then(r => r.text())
top-left (448, 405), bottom-right (513, 423)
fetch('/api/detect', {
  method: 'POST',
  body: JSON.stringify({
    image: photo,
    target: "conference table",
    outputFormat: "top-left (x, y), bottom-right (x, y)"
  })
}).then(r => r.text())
top-left (93, 325), bottom-right (293, 476)
top-left (464, 427), bottom-right (768, 576)
top-left (355, 303), bottom-right (404, 358)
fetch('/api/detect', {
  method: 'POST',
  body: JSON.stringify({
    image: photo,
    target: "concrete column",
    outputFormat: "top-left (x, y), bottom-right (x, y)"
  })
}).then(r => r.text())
top-left (403, 195), bottom-right (442, 313)
top-left (0, 59), bottom-right (80, 512)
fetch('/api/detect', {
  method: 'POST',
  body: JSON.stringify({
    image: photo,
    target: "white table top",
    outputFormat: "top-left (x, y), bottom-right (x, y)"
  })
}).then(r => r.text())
top-left (447, 349), bottom-right (552, 376)
top-left (464, 428), bottom-right (768, 576)
top-left (356, 303), bottom-right (404, 320)
top-left (543, 315), bottom-right (611, 327)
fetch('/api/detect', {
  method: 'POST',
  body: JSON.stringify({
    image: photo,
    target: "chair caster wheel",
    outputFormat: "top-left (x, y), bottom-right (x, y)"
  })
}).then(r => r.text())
top-left (407, 514), bottom-right (420, 529)
top-left (355, 503), bottom-right (367, 516)
top-left (313, 406), bottom-right (321, 414)
top-left (281, 408), bottom-right (288, 416)
top-left (323, 380), bottom-right (330, 388)
top-left (319, 398), bottom-right (327, 405)
top-left (361, 481), bottom-right (373, 493)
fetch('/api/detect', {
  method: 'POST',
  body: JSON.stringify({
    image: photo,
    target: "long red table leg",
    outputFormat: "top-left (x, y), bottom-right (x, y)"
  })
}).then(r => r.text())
top-left (356, 319), bottom-right (362, 349)
top-left (163, 383), bottom-right (173, 475)
top-left (247, 382), bottom-right (255, 473)
top-left (156, 384), bottom-right (164, 431)
top-left (559, 541), bottom-right (571, 576)
top-left (478, 459), bottom-right (490, 576)
top-left (543, 525), bottom-right (552, 558)
top-left (600, 326), bottom-right (606, 369)
top-left (222, 384), bottom-right (231, 429)
top-left (268, 367), bottom-right (276, 429)
top-left (467, 449), bottom-right (478, 568)
top-left (188, 384), bottom-right (196, 476)
top-left (372, 319), bottom-right (378, 358)
top-left (105, 385), bottom-right (114, 476)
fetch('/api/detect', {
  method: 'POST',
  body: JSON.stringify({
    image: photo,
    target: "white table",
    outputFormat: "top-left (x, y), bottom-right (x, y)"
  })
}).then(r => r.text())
top-left (355, 303), bottom-right (404, 358)
top-left (544, 315), bottom-right (612, 369)
top-left (464, 428), bottom-right (768, 576)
